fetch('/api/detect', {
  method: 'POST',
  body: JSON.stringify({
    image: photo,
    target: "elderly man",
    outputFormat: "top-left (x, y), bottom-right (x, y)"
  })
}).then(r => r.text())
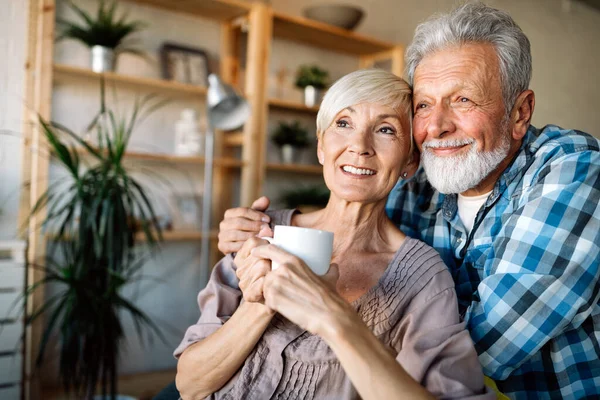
top-left (216, 2), bottom-right (600, 399)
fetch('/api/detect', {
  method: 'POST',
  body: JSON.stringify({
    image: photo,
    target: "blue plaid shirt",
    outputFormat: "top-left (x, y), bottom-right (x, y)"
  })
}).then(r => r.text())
top-left (386, 125), bottom-right (600, 399)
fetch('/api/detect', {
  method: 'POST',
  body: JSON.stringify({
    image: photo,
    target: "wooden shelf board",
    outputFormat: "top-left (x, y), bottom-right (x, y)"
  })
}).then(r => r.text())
top-left (268, 98), bottom-right (320, 113)
top-left (272, 12), bottom-right (395, 55)
top-left (127, 0), bottom-right (250, 20)
top-left (150, 230), bottom-right (218, 241)
top-left (223, 131), bottom-right (244, 147)
top-left (54, 64), bottom-right (208, 97)
top-left (267, 163), bottom-right (323, 174)
top-left (72, 147), bottom-right (244, 168)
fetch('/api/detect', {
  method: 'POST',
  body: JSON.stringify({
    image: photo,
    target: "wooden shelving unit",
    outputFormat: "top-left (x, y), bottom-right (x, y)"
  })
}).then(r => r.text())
top-left (267, 162), bottom-right (322, 174)
top-left (128, 0), bottom-right (250, 20)
top-left (73, 147), bottom-right (244, 167)
top-left (54, 64), bottom-right (209, 97)
top-left (268, 98), bottom-right (319, 113)
top-left (272, 12), bottom-right (395, 55)
top-left (144, 230), bottom-right (218, 241)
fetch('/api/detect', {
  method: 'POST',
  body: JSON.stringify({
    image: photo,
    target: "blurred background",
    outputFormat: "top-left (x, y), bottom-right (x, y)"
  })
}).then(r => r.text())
top-left (0, 0), bottom-right (598, 399)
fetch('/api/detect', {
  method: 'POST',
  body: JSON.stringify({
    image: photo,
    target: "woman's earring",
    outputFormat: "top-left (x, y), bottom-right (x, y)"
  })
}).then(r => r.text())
top-left (402, 172), bottom-right (408, 178)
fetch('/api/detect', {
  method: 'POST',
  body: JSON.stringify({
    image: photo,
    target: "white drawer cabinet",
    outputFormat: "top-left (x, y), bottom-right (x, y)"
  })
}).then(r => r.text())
top-left (0, 241), bottom-right (26, 397)
top-left (0, 385), bottom-right (20, 400)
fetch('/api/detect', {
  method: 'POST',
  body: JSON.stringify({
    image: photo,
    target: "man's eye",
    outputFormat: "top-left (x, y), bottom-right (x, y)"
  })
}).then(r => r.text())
top-left (336, 120), bottom-right (349, 128)
top-left (460, 97), bottom-right (470, 103)
top-left (415, 103), bottom-right (427, 111)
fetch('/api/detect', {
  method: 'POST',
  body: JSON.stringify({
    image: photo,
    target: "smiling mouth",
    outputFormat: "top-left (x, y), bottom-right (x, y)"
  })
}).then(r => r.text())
top-left (341, 165), bottom-right (376, 176)
top-left (424, 140), bottom-right (474, 156)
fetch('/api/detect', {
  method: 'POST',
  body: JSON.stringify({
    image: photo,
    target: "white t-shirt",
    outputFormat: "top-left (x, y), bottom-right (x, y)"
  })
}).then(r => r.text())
top-left (457, 191), bottom-right (492, 234)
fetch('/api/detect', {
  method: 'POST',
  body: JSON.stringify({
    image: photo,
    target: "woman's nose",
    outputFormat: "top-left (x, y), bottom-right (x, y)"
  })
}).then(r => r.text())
top-left (348, 129), bottom-right (374, 156)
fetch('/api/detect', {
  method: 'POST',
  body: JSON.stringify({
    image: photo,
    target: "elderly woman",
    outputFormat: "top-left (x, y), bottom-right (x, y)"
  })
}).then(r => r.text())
top-left (174, 70), bottom-right (493, 400)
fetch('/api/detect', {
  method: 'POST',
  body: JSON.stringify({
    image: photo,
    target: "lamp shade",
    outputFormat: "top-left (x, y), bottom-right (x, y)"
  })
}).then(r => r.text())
top-left (206, 74), bottom-right (250, 131)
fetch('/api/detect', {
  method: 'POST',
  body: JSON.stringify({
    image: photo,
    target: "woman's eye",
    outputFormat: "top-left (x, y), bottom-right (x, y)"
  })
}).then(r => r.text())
top-left (378, 126), bottom-right (396, 135)
top-left (459, 97), bottom-right (470, 103)
top-left (336, 119), bottom-right (349, 128)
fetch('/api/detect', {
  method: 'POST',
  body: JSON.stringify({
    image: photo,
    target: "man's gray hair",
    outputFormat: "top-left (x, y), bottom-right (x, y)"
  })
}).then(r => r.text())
top-left (405, 2), bottom-right (532, 114)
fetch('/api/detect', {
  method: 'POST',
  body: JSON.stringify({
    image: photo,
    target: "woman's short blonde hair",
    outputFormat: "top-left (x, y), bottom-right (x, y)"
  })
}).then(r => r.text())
top-left (316, 69), bottom-right (413, 142)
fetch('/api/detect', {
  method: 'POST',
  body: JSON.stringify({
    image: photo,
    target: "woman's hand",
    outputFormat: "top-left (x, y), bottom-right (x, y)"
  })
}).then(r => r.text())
top-left (251, 244), bottom-right (347, 337)
top-left (234, 237), bottom-right (275, 305)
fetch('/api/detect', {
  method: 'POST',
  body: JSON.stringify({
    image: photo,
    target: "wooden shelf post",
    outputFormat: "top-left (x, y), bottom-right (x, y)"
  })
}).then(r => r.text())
top-left (240, 2), bottom-right (272, 206)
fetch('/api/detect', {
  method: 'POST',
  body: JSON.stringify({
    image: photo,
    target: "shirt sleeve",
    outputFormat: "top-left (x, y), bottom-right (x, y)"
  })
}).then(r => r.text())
top-left (466, 150), bottom-right (600, 380)
top-left (395, 269), bottom-right (495, 399)
top-left (173, 254), bottom-right (242, 358)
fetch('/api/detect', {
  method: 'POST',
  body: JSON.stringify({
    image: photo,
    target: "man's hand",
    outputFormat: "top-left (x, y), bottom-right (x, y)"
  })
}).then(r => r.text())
top-left (218, 196), bottom-right (273, 254)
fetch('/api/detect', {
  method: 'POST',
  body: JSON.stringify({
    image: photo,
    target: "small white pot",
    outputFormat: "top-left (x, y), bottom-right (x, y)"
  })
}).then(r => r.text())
top-left (303, 85), bottom-right (321, 107)
top-left (280, 144), bottom-right (301, 164)
top-left (91, 45), bottom-right (116, 73)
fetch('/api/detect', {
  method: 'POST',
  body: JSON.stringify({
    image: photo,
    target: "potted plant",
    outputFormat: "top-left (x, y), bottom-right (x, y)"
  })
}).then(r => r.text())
top-left (57, 0), bottom-right (146, 72)
top-left (24, 82), bottom-right (166, 400)
top-left (295, 65), bottom-right (329, 107)
top-left (280, 185), bottom-right (330, 213)
top-left (271, 121), bottom-right (310, 164)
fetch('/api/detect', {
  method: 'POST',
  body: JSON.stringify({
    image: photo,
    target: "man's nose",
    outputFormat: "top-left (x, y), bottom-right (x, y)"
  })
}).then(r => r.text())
top-left (426, 104), bottom-right (456, 139)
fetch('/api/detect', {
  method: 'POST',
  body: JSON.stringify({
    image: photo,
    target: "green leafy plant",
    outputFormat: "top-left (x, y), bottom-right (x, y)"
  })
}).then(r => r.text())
top-left (271, 121), bottom-right (311, 148)
top-left (295, 65), bottom-right (329, 89)
top-left (25, 81), bottom-right (167, 399)
top-left (57, 0), bottom-right (146, 54)
top-left (280, 185), bottom-right (330, 209)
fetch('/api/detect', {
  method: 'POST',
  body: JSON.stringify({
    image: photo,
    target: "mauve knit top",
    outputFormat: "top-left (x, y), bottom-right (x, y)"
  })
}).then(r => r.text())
top-left (174, 209), bottom-right (494, 399)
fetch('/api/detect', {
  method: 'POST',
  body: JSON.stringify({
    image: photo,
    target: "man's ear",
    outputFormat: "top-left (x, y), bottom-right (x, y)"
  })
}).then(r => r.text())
top-left (511, 90), bottom-right (535, 141)
top-left (317, 138), bottom-right (324, 165)
top-left (403, 149), bottom-right (420, 179)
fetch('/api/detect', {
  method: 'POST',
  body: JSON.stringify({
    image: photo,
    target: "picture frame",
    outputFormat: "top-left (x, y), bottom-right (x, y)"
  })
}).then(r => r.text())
top-left (170, 193), bottom-right (203, 230)
top-left (160, 42), bottom-right (210, 87)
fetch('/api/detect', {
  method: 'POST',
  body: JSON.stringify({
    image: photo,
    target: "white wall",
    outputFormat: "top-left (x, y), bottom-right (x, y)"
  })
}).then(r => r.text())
top-left (0, 0), bottom-right (27, 240)
top-left (272, 0), bottom-right (600, 137)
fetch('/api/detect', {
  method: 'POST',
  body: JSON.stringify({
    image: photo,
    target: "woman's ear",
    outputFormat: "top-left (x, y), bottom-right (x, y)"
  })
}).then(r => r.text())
top-left (403, 150), bottom-right (420, 179)
top-left (317, 138), bottom-right (324, 165)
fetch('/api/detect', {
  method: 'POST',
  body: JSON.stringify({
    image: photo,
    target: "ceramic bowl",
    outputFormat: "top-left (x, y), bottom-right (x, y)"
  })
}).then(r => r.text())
top-left (302, 4), bottom-right (365, 30)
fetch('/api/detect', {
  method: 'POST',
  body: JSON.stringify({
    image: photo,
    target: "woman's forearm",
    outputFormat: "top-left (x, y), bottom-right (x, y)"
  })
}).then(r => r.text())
top-left (176, 301), bottom-right (274, 400)
top-left (322, 313), bottom-right (435, 400)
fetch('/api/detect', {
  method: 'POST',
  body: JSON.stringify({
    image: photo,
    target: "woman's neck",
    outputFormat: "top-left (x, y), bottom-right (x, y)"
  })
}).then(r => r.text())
top-left (294, 197), bottom-right (401, 255)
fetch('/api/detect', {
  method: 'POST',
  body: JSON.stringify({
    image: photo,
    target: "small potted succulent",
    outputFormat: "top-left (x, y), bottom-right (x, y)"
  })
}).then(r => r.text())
top-left (295, 65), bottom-right (329, 107)
top-left (271, 120), bottom-right (310, 164)
top-left (57, 0), bottom-right (146, 72)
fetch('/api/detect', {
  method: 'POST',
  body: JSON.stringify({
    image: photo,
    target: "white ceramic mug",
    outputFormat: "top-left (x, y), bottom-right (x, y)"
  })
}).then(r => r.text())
top-left (261, 225), bottom-right (334, 275)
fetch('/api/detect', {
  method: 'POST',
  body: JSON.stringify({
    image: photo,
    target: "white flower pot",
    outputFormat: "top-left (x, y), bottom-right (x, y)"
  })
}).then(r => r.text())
top-left (280, 144), bottom-right (301, 164)
top-left (303, 85), bottom-right (321, 107)
top-left (91, 45), bottom-right (116, 73)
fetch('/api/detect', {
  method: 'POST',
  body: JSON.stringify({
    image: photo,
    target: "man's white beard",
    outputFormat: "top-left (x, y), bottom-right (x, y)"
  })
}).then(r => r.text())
top-left (421, 134), bottom-right (511, 194)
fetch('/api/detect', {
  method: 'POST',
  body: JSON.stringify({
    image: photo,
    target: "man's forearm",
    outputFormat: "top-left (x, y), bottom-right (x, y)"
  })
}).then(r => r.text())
top-left (176, 302), bottom-right (274, 399)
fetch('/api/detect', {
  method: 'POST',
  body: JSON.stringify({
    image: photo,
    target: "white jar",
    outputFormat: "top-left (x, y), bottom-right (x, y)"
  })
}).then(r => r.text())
top-left (175, 109), bottom-right (204, 156)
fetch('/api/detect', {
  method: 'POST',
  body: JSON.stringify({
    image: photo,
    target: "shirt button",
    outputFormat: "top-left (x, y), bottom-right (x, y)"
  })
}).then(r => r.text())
top-left (457, 238), bottom-right (463, 243)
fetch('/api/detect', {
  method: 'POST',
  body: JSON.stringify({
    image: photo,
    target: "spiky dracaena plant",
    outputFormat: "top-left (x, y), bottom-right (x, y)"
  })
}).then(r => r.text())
top-left (57, 0), bottom-right (146, 56)
top-left (25, 81), bottom-right (167, 400)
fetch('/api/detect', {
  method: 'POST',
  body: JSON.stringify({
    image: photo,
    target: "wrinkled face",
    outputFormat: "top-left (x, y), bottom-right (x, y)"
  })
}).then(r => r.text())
top-left (318, 102), bottom-right (412, 204)
top-left (412, 43), bottom-right (512, 195)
